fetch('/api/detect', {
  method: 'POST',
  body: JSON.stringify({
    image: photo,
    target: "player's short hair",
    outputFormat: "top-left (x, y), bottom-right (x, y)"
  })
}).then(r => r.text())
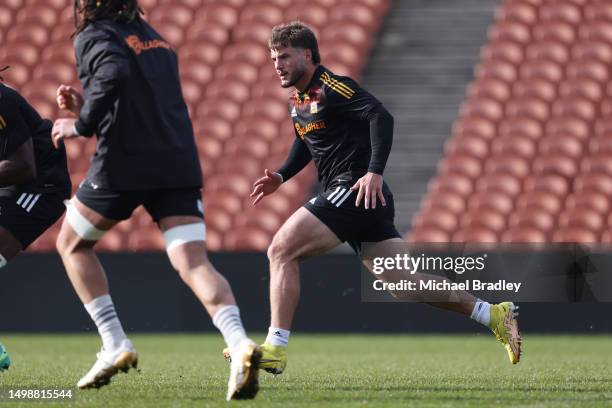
top-left (268, 21), bottom-right (321, 65)
top-left (73, 0), bottom-right (142, 35)
top-left (0, 66), bottom-right (8, 82)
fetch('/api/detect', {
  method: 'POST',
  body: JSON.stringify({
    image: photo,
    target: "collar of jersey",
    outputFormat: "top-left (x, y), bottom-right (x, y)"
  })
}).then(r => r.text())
top-left (298, 65), bottom-right (326, 98)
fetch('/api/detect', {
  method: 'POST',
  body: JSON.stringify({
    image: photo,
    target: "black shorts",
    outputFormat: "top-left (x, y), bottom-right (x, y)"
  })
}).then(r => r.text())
top-left (304, 181), bottom-right (401, 254)
top-left (0, 189), bottom-right (69, 248)
top-left (76, 180), bottom-right (203, 221)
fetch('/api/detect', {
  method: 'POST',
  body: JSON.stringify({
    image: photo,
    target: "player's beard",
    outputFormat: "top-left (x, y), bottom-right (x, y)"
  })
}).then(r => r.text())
top-left (281, 65), bottom-right (306, 88)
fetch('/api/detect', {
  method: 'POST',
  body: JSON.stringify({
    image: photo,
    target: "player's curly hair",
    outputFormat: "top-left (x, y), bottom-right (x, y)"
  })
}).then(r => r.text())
top-left (268, 21), bottom-right (321, 65)
top-left (0, 66), bottom-right (8, 82)
top-left (73, 0), bottom-right (142, 35)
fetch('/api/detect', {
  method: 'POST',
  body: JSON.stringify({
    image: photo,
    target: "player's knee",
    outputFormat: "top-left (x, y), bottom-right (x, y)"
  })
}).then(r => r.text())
top-left (267, 235), bottom-right (292, 265)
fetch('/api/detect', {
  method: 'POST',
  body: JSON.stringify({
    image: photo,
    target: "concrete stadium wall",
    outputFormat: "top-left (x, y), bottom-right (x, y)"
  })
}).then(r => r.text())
top-left (1, 253), bottom-right (611, 333)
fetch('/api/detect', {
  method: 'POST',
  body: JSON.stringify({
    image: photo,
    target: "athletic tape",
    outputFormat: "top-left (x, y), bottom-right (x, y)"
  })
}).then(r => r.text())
top-left (65, 201), bottom-right (106, 241)
top-left (163, 222), bottom-right (206, 251)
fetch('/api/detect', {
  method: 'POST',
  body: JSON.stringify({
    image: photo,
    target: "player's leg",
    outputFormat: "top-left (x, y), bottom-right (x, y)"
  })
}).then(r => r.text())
top-left (56, 193), bottom-right (138, 388)
top-left (0, 227), bottom-right (20, 373)
top-left (0, 189), bottom-right (69, 373)
top-left (150, 188), bottom-right (259, 400)
top-left (256, 207), bottom-right (342, 374)
top-left (361, 237), bottom-right (521, 364)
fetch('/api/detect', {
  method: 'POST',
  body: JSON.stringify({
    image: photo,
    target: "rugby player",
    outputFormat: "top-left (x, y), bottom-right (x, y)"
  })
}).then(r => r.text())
top-left (246, 22), bottom-right (521, 374)
top-left (51, 0), bottom-right (259, 400)
top-left (0, 68), bottom-right (72, 372)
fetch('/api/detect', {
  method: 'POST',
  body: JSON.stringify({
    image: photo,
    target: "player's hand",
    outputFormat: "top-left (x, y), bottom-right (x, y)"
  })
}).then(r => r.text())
top-left (351, 172), bottom-right (386, 209)
top-left (56, 84), bottom-right (84, 116)
top-left (251, 169), bottom-right (282, 205)
top-left (51, 118), bottom-right (79, 149)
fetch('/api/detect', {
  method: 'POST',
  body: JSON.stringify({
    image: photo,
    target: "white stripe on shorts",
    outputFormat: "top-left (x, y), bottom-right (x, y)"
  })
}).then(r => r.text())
top-left (25, 194), bottom-right (41, 212)
top-left (327, 186), bottom-right (342, 202)
top-left (335, 189), bottom-right (353, 207)
top-left (330, 188), bottom-right (346, 205)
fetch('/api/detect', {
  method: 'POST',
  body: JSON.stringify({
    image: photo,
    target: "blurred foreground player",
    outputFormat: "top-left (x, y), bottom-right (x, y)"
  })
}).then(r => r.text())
top-left (244, 22), bottom-right (521, 373)
top-left (0, 69), bottom-right (72, 372)
top-left (51, 1), bottom-right (260, 400)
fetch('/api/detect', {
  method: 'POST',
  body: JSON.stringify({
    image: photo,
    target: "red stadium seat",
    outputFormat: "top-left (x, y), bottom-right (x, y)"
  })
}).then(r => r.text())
top-left (533, 153), bottom-right (578, 179)
top-left (581, 153), bottom-right (612, 177)
top-left (574, 172), bottom-right (612, 197)
top-left (205, 80), bottom-right (250, 104)
top-left (481, 41), bottom-right (524, 65)
top-left (239, 3), bottom-right (283, 26)
top-left (552, 227), bottom-right (597, 244)
top-left (488, 21), bottom-right (531, 45)
top-left (559, 208), bottom-right (604, 232)
top-left (223, 41), bottom-right (268, 66)
top-left (545, 117), bottom-right (590, 141)
top-left (513, 78), bottom-right (556, 102)
top-left (196, 98), bottom-right (241, 122)
top-left (421, 191), bottom-right (467, 214)
top-left (321, 22), bottom-right (370, 49)
top-left (437, 154), bottom-right (482, 179)
top-left (428, 173), bottom-right (474, 197)
top-left (235, 207), bottom-right (283, 235)
top-left (224, 227), bottom-right (270, 251)
top-left (506, 96), bottom-right (550, 123)
top-left (524, 173), bottom-right (570, 197)
top-left (540, 2), bottom-right (582, 26)
top-left (552, 96), bottom-right (596, 122)
top-left (533, 21), bottom-right (576, 45)
top-left (468, 78), bottom-right (511, 102)
top-left (1, 41), bottom-right (39, 66)
top-left (492, 135), bottom-right (536, 159)
top-left (241, 97), bottom-right (287, 122)
top-left (566, 191), bottom-right (610, 214)
top-left (224, 137), bottom-right (270, 160)
top-left (499, 117), bottom-right (543, 140)
top-left (444, 133), bottom-right (489, 159)
top-left (573, 41), bottom-right (612, 64)
top-left (179, 43), bottom-right (222, 66)
top-left (559, 78), bottom-right (603, 102)
top-left (284, 4), bottom-right (328, 30)
top-left (540, 133), bottom-right (584, 159)
top-left (214, 61), bottom-right (258, 84)
top-left (329, 4), bottom-right (377, 31)
top-left (516, 190), bottom-right (562, 214)
top-left (509, 208), bottom-right (555, 232)
top-left (406, 227), bottom-right (450, 244)
top-left (485, 154), bottom-right (530, 179)
top-left (580, 21), bottom-right (612, 44)
top-left (452, 227), bottom-right (498, 244)
top-left (234, 116), bottom-right (279, 143)
top-left (149, 4), bottom-right (192, 27)
top-left (16, 5), bottom-right (57, 27)
top-left (501, 227), bottom-right (547, 243)
top-left (475, 60), bottom-right (518, 83)
top-left (527, 40), bottom-right (570, 65)
top-left (468, 191), bottom-right (514, 214)
top-left (461, 208), bottom-right (506, 233)
top-left (453, 116), bottom-right (497, 140)
top-left (193, 117), bottom-right (232, 142)
top-left (204, 205), bottom-right (233, 233)
top-left (194, 3), bottom-right (238, 28)
top-left (187, 23), bottom-right (230, 46)
top-left (520, 60), bottom-right (564, 83)
top-left (585, 2), bottom-right (612, 22)
top-left (412, 208), bottom-right (459, 233)
top-left (460, 97), bottom-right (504, 122)
top-left (567, 59), bottom-right (609, 83)
top-left (476, 173), bottom-right (522, 197)
top-left (496, 1), bottom-right (537, 25)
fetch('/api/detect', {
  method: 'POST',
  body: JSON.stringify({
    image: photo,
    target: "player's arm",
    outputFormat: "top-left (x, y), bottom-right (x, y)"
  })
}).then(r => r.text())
top-left (0, 138), bottom-right (36, 187)
top-left (327, 76), bottom-right (394, 209)
top-left (0, 104), bottom-right (36, 187)
top-left (250, 137), bottom-right (312, 205)
top-left (52, 32), bottom-right (130, 147)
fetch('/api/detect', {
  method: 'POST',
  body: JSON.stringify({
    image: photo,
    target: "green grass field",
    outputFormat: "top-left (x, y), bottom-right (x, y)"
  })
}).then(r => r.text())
top-left (0, 334), bottom-right (611, 407)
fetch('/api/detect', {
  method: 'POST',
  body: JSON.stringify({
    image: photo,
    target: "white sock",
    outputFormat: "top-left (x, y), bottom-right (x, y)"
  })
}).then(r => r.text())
top-left (265, 327), bottom-right (290, 347)
top-left (212, 305), bottom-right (247, 357)
top-left (84, 294), bottom-right (127, 351)
top-left (470, 299), bottom-right (492, 327)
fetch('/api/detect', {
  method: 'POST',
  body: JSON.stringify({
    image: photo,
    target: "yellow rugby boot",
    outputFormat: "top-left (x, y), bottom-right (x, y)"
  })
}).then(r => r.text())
top-left (489, 302), bottom-right (522, 364)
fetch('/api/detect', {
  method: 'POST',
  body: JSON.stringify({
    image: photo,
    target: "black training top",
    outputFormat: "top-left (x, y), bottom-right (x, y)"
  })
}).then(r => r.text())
top-left (276, 65), bottom-right (394, 190)
top-left (0, 83), bottom-right (71, 193)
top-left (74, 17), bottom-right (202, 190)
